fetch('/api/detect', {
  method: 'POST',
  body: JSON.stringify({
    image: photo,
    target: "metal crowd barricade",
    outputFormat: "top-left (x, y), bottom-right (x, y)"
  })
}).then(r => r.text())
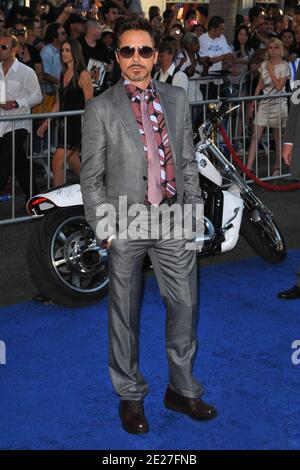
top-left (188, 73), bottom-right (233, 127)
top-left (0, 109), bottom-right (84, 226)
top-left (189, 90), bottom-right (293, 183)
top-left (0, 90), bottom-right (295, 226)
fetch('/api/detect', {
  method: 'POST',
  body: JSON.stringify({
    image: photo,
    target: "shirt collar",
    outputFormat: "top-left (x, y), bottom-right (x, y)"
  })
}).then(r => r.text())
top-left (49, 43), bottom-right (60, 53)
top-left (160, 63), bottom-right (176, 78)
top-left (0, 58), bottom-right (19, 76)
top-left (11, 58), bottom-right (19, 71)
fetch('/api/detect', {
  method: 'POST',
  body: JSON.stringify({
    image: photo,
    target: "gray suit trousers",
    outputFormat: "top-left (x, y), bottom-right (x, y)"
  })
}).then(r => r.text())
top-left (107, 209), bottom-right (203, 401)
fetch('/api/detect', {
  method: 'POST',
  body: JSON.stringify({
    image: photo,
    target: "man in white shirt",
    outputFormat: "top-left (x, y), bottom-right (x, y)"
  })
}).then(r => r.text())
top-left (199, 16), bottom-right (234, 99)
top-left (154, 41), bottom-right (188, 92)
top-left (0, 34), bottom-right (42, 200)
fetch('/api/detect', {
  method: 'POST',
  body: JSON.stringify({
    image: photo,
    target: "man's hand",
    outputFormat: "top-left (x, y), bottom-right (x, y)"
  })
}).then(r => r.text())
top-left (222, 53), bottom-right (235, 63)
top-left (101, 238), bottom-right (113, 249)
top-left (37, 121), bottom-right (48, 138)
top-left (102, 233), bottom-right (116, 249)
top-left (0, 101), bottom-right (17, 111)
top-left (282, 144), bottom-right (293, 166)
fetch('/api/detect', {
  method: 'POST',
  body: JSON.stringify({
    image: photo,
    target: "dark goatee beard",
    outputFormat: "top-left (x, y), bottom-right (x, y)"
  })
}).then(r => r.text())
top-left (124, 70), bottom-right (150, 83)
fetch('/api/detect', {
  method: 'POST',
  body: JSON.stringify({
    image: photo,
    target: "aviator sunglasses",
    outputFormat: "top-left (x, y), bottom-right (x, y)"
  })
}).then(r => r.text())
top-left (116, 46), bottom-right (155, 59)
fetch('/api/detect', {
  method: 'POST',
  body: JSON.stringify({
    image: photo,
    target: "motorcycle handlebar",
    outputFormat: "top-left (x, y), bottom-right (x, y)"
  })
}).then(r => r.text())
top-left (197, 101), bottom-right (240, 143)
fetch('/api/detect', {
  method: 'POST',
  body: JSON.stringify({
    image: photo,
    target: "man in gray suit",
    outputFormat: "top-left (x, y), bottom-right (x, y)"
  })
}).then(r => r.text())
top-left (278, 66), bottom-right (300, 300)
top-left (80, 18), bottom-right (217, 434)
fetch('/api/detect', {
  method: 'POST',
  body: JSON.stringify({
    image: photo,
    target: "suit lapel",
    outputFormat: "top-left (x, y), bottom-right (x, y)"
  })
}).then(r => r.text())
top-left (154, 80), bottom-right (177, 163)
top-left (113, 80), bottom-right (145, 157)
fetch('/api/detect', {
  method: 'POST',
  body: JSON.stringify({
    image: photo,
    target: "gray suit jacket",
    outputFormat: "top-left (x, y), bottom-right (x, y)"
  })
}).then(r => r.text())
top-left (80, 79), bottom-right (202, 237)
top-left (284, 63), bottom-right (300, 178)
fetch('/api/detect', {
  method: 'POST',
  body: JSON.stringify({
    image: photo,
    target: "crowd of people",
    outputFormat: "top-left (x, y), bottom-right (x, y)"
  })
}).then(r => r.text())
top-left (1, 1), bottom-right (300, 199)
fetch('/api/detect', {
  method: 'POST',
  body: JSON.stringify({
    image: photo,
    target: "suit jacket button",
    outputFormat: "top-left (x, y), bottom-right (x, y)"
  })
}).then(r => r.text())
top-left (143, 176), bottom-right (147, 181)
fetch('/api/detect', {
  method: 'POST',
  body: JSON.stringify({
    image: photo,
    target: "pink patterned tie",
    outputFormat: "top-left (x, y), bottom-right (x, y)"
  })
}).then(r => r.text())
top-left (141, 91), bottom-right (162, 205)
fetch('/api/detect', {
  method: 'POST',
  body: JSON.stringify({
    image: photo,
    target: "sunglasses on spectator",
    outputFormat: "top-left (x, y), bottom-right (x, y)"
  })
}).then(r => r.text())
top-left (0, 44), bottom-right (9, 50)
top-left (0, 19), bottom-right (5, 23)
top-left (12, 29), bottom-right (26, 35)
top-left (117, 46), bottom-right (155, 58)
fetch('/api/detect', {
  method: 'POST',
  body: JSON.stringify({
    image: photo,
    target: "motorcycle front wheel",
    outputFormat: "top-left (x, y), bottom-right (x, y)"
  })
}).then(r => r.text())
top-left (240, 207), bottom-right (286, 264)
top-left (27, 207), bottom-right (109, 307)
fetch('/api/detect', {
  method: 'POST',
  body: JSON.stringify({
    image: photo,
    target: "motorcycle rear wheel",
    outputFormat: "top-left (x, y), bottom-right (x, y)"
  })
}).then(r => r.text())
top-left (27, 207), bottom-right (109, 307)
top-left (240, 207), bottom-right (286, 264)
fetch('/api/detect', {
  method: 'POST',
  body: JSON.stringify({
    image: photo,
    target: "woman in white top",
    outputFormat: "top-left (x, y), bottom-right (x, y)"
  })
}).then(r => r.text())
top-left (247, 37), bottom-right (290, 174)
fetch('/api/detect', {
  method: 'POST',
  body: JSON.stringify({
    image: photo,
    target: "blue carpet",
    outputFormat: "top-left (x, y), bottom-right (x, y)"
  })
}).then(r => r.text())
top-left (1, 251), bottom-right (300, 450)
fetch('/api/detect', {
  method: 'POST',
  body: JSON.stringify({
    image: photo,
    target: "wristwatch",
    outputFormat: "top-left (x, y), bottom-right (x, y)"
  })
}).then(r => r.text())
top-left (14, 101), bottom-right (19, 108)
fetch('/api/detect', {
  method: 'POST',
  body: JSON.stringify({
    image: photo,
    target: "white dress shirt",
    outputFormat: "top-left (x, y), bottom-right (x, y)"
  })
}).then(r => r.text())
top-left (154, 63), bottom-right (189, 93)
top-left (0, 58), bottom-right (43, 137)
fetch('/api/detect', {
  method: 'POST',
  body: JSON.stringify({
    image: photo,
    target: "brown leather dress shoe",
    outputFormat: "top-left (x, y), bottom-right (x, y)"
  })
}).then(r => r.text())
top-left (278, 285), bottom-right (300, 300)
top-left (164, 385), bottom-right (217, 421)
top-left (119, 400), bottom-right (149, 434)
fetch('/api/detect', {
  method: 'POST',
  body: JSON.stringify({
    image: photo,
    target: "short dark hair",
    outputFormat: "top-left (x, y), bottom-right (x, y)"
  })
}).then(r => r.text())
top-left (163, 10), bottom-right (174, 22)
top-left (24, 18), bottom-right (39, 31)
top-left (157, 41), bottom-right (174, 56)
top-left (149, 6), bottom-right (160, 21)
top-left (115, 18), bottom-right (155, 47)
top-left (163, 35), bottom-right (177, 46)
top-left (68, 13), bottom-right (86, 25)
top-left (44, 22), bottom-right (61, 43)
top-left (16, 6), bottom-right (34, 20)
top-left (191, 23), bottom-right (206, 34)
top-left (64, 13), bottom-right (85, 35)
top-left (249, 6), bottom-right (265, 24)
top-left (197, 6), bottom-right (208, 18)
top-left (184, 8), bottom-right (197, 21)
top-left (208, 16), bottom-right (224, 31)
top-left (101, 1), bottom-right (118, 20)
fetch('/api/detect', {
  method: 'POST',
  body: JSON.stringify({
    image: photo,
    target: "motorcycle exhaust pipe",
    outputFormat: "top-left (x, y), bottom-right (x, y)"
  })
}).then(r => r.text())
top-left (195, 217), bottom-right (215, 245)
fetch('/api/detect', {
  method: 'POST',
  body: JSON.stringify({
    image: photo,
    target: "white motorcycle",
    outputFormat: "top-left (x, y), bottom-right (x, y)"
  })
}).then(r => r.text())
top-left (27, 102), bottom-right (286, 307)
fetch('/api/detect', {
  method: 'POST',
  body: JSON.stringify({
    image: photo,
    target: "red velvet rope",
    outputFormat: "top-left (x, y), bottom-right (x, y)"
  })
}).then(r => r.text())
top-left (219, 126), bottom-right (299, 192)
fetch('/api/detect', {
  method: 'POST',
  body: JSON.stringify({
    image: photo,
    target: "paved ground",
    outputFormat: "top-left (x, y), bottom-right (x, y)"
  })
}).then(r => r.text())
top-left (0, 183), bottom-right (299, 307)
